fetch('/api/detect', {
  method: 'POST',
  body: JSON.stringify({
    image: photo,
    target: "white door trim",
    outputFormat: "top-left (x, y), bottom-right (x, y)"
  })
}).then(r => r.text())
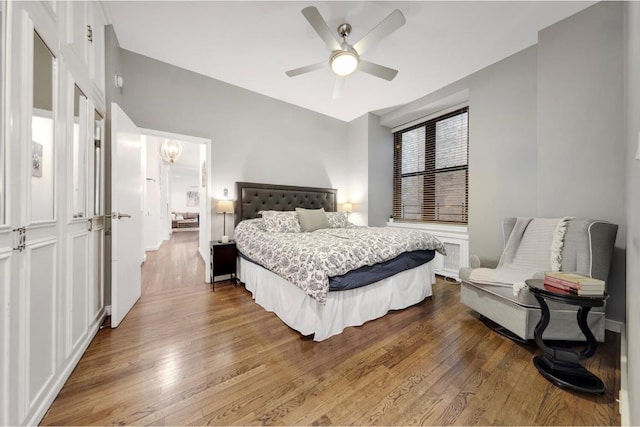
top-left (139, 127), bottom-right (212, 283)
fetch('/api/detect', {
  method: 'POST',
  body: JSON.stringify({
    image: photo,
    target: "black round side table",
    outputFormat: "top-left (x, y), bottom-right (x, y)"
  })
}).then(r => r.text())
top-left (525, 278), bottom-right (608, 394)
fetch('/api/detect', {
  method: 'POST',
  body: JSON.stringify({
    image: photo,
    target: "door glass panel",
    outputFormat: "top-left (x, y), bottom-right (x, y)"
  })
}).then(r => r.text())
top-left (72, 84), bottom-right (87, 218)
top-left (93, 110), bottom-right (103, 215)
top-left (0, 2), bottom-right (5, 224)
top-left (31, 31), bottom-right (55, 222)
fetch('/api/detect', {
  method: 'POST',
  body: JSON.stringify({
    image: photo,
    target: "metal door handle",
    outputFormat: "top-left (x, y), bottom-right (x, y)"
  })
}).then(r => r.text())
top-left (107, 212), bottom-right (132, 220)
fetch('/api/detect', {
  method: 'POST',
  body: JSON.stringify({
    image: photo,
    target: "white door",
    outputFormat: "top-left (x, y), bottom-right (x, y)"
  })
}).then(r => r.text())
top-left (110, 103), bottom-right (143, 327)
top-left (5, 9), bottom-right (64, 424)
top-left (66, 83), bottom-right (92, 352)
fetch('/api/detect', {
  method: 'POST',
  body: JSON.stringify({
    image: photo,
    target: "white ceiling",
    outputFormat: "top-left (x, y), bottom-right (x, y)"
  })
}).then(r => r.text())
top-left (167, 141), bottom-right (201, 181)
top-left (151, 136), bottom-right (202, 180)
top-left (107, 1), bottom-right (594, 122)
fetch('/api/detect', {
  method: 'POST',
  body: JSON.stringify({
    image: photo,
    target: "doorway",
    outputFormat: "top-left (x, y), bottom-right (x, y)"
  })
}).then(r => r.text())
top-left (139, 128), bottom-right (212, 292)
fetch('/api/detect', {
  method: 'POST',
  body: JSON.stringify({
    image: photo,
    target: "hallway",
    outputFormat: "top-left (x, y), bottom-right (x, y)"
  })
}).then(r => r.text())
top-left (142, 230), bottom-right (207, 294)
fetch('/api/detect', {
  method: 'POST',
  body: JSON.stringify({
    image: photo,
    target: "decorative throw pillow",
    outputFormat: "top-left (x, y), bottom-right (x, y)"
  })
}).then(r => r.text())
top-left (326, 212), bottom-right (349, 228)
top-left (171, 213), bottom-right (177, 220)
top-left (296, 208), bottom-right (330, 232)
top-left (176, 214), bottom-right (184, 220)
top-left (260, 210), bottom-right (301, 233)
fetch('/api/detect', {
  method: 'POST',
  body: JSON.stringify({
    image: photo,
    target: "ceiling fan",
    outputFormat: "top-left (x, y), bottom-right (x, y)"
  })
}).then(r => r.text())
top-left (286, 6), bottom-right (406, 98)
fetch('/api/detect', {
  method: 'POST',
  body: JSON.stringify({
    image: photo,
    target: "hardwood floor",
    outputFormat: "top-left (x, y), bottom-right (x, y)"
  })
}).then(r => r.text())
top-left (41, 234), bottom-right (621, 425)
top-left (142, 230), bottom-right (206, 294)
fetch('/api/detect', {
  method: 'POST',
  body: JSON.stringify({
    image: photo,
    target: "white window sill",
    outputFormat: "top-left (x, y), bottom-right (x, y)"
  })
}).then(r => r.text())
top-left (386, 221), bottom-right (468, 236)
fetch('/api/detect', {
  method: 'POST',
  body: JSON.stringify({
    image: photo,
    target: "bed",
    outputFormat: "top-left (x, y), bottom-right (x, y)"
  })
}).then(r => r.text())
top-left (234, 182), bottom-right (445, 341)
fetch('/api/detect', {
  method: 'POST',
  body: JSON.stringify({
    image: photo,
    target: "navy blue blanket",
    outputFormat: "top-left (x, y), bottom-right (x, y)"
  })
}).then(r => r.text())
top-left (239, 250), bottom-right (435, 292)
top-left (328, 250), bottom-right (435, 291)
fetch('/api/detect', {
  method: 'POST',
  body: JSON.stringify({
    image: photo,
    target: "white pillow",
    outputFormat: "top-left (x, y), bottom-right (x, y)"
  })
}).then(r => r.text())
top-left (177, 214), bottom-right (184, 220)
top-left (326, 212), bottom-right (349, 228)
top-left (260, 210), bottom-right (301, 233)
top-left (171, 213), bottom-right (177, 220)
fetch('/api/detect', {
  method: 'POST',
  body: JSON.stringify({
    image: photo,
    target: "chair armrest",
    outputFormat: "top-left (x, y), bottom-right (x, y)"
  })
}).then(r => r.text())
top-left (477, 256), bottom-right (499, 269)
top-left (469, 254), bottom-right (481, 268)
top-left (459, 255), bottom-right (500, 282)
top-left (532, 271), bottom-right (545, 280)
top-left (587, 221), bottom-right (618, 281)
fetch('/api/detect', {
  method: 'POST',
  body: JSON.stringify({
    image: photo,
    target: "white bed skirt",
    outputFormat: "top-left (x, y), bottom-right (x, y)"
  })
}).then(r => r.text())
top-left (238, 258), bottom-right (436, 341)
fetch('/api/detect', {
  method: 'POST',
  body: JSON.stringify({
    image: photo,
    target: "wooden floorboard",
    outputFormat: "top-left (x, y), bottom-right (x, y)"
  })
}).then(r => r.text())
top-left (41, 232), bottom-right (621, 426)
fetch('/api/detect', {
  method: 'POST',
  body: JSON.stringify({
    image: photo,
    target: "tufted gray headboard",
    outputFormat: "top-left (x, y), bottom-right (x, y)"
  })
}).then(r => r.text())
top-left (235, 182), bottom-right (337, 225)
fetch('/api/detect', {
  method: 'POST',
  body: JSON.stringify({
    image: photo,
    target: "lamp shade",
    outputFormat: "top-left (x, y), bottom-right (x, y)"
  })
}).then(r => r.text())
top-left (216, 200), bottom-right (234, 214)
top-left (160, 139), bottom-right (183, 163)
top-left (342, 202), bottom-right (353, 213)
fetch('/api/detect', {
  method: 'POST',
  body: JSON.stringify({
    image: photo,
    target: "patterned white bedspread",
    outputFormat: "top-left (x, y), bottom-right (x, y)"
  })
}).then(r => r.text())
top-left (235, 219), bottom-right (446, 304)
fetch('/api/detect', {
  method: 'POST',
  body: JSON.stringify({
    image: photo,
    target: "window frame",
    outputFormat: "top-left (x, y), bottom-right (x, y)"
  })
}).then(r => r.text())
top-left (392, 106), bottom-right (469, 225)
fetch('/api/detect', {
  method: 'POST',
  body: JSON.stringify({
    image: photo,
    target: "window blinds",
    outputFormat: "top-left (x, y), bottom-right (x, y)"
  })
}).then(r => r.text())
top-left (393, 107), bottom-right (469, 224)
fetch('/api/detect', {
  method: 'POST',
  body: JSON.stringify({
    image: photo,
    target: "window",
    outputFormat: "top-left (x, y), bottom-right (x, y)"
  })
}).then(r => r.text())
top-left (393, 107), bottom-right (468, 224)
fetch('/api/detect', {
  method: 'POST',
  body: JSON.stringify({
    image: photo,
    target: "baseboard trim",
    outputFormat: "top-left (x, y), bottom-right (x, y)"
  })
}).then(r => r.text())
top-left (620, 325), bottom-right (629, 426)
top-left (144, 242), bottom-right (162, 251)
top-left (27, 309), bottom-right (107, 426)
top-left (199, 247), bottom-right (211, 283)
top-left (605, 318), bottom-right (624, 333)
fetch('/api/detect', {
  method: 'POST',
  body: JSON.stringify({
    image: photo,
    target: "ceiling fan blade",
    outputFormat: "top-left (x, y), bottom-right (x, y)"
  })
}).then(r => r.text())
top-left (301, 6), bottom-right (342, 51)
top-left (358, 60), bottom-right (399, 81)
top-left (353, 9), bottom-right (405, 55)
top-left (333, 77), bottom-right (345, 99)
top-left (285, 61), bottom-right (327, 77)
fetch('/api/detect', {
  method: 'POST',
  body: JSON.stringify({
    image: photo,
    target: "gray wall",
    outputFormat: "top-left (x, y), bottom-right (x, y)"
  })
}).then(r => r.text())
top-left (346, 113), bottom-right (369, 225)
top-left (624, 2), bottom-right (640, 424)
top-left (467, 46), bottom-right (539, 260)
top-left (115, 49), bottom-right (349, 238)
top-left (379, 2), bottom-right (625, 322)
top-left (380, 45), bottom-right (539, 261)
top-left (345, 113), bottom-right (393, 227)
top-left (537, 1), bottom-right (625, 322)
top-left (367, 114), bottom-right (393, 226)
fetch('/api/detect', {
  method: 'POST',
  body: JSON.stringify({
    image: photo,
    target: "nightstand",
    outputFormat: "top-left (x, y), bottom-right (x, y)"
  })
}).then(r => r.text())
top-left (210, 240), bottom-right (237, 290)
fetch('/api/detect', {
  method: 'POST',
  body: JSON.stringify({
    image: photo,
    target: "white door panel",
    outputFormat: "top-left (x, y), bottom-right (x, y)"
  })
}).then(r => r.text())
top-left (0, 248), bottom-right (13, 426)
top-left (90, 228), bottom-right (104, 322)
top-left (110, 103), bottom-right (143, 328)
top-left (26, 239), bottom-right (57, 407)
top-left (69, 232), bottom-right (89, 349)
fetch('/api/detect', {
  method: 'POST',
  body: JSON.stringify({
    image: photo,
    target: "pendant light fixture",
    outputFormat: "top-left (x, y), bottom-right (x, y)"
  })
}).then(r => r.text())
top-left (160, 139), bottom-right (183, 163)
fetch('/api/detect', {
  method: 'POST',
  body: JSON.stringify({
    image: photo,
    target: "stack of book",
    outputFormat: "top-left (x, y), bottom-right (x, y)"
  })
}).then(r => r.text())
top-left (543, 272), bottom-right (605, 296)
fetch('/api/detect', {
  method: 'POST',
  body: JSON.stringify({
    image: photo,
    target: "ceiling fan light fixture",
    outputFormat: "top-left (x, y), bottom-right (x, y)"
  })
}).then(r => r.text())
top-left (330, 51), bottom-right (358, 76)
top-left (160, 139), bottom-right (183, 163)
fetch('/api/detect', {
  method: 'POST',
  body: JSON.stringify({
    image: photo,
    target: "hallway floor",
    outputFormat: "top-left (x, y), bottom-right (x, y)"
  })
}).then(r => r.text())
top-left (142, 230), bottom-right (206, 294)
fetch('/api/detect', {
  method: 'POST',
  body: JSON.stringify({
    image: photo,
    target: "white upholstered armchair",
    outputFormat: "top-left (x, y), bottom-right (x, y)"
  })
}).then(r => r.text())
top-left (459, 218), bottom-right (618, 342)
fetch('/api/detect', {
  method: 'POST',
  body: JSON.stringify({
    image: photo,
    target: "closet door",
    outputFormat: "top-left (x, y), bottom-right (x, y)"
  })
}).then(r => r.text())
top-left (65, 81), bottom-right (90, 356)
top-left (2, 2), bottom-right (107, 424)
top-left (4, 4), bottom-right (63, 424)
top-left (0, 1), bottom-right (17, 424)
top-left (21, 18), bottom-right (62, 427)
